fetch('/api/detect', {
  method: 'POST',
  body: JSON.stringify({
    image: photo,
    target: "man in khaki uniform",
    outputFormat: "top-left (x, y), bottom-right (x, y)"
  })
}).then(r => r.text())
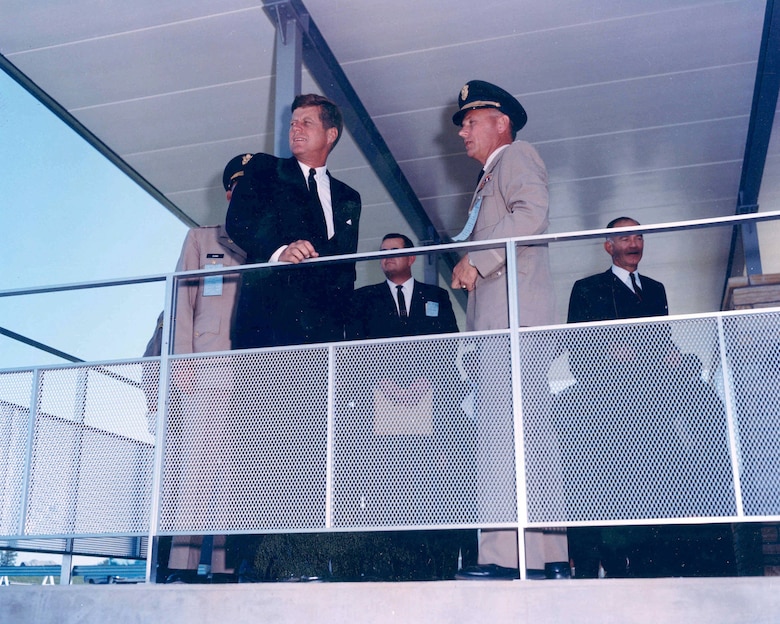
top-left (160, 155), bottom-right (249, 582)
top-left (450, 80), bottom-right (567, 580)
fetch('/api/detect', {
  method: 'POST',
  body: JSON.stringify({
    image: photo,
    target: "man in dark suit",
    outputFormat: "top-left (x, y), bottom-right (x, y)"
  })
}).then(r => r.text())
top-left (223, 94), bottom-right (360, 581)
top-left (226, 93), bottom-right (361, 348)
top-left (567, 216), bottom-right (668, 323)
top-left (346, 233), bottom-right (472, 580)
top-left (348, 233), bottom-right (459, 339)
top-left (564, 216), bottom-right (671, 578)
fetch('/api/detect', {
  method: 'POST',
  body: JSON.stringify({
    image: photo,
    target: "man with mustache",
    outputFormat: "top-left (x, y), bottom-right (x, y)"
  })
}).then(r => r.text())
top-left (567, 217), bottom-right (668, 323)
top-left (564, 216), bottom-right (670, 579)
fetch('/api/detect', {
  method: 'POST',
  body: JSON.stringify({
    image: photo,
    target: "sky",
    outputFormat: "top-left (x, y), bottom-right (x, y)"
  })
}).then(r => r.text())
top-left (0, 68), bottom-right (193, 567)
top-left (0, 69), bottom-right (188, 369)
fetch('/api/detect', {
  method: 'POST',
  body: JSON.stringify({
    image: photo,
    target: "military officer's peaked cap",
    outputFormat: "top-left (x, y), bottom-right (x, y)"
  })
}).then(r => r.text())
top-left (222, 153), bottom-right (254, 191)
top-left (452, 80), bottom-right (527, 131)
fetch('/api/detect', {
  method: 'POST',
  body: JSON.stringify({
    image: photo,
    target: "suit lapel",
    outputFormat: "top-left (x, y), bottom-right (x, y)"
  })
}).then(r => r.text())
top-left (408, 281), bottom-right (424, 318)
top-left (469, 152), bottom-right (502, 209)
top-left (378, 284), bottom-right (403, 333)
top-left (330, 173), bottom-right (350, 235)
top-left (380, 283), bottom-right (397, 316)
top-left (279, 156), bottom-right (306, 188)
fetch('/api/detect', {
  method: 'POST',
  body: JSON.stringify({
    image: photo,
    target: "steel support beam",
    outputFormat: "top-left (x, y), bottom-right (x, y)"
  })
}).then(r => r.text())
top-left (0, 326), bottom-right (82, 363)
top-left (271, 3), bottom-right (302, 158)
top-left (261, 0), bottom-right (451, 277)
top-left (724, 0), bottom-right (780, 293)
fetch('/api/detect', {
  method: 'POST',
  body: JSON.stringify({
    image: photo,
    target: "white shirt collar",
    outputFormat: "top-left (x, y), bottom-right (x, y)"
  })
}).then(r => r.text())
top-left (297, 161), bottom-right (328, 179)
top-left (483, 143), bottom-right (511, 172)
top-left (611, 264), bottom-right (640, 289)
top-left (386, 277), bottom-right (414, 293)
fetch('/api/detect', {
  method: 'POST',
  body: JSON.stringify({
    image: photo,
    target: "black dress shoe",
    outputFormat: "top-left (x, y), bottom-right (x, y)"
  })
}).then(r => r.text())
top-left (455, 564), bottom-right (520, 580)
top-left (236, 560), bottom-right (261, 583)
top-left (210, 573), bottom-right (238, 584)
top-left (279, 575), bottom-right (326, 583)
top-left (544, 561), bottom-right (572, 579)
top-left (165, 571), bottom-right (205, 584)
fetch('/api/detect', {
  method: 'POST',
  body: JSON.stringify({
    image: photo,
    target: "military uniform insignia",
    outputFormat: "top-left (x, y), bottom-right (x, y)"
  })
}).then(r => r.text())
top-left (460, 84), bottom-right (469, 102)
top-left (241, 153), bottom-right (253, 166)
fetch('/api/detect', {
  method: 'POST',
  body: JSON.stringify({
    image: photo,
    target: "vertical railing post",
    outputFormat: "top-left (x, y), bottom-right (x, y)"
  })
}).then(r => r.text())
top-left (65, 369), bottom-right (89, 538)
top-left (325, 344), bottom-right (336, 529)
top-left (505, 239), bottom-right (529, 579)
top-left (18, 368), bottom-right (42, 536)
top-left (716, 314), bottom-right (745, 518)
top-left (60, 551), bottom-right (73, 585)
top-left (146, 273), bottom-right (176, 582)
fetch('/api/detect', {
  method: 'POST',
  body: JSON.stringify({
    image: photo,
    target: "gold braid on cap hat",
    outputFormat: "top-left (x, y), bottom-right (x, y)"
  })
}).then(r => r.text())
top-left (460, 100), bottom-right (501, 112)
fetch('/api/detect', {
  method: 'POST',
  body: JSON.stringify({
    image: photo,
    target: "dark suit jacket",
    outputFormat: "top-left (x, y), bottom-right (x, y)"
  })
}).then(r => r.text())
top-left (226, 154), bottom-right (361, 348)
top-left (348, 280), bottom-right (459, 340)
top-left (567, 268), bottom-right (668, 324)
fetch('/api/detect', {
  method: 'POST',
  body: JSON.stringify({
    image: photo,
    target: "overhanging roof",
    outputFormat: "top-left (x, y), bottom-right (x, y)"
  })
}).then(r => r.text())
top-left (2, 0), bottom-right (778, 319)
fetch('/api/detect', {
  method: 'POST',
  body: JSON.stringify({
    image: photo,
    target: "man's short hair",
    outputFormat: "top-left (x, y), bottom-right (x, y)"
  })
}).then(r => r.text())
top-left (606, 216), bottom-right (639, 229)
top-left (605, 216), bottom-right (640, 240)
top-left (292, 93), bottom-right (343, 148)
top-left (382, 233), bottom-right (415, 249)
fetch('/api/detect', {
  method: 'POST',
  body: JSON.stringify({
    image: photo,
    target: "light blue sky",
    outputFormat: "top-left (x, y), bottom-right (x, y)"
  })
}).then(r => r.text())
top-left (0, 66), bottom-right (191, 566)
top-left (0, 69), bottom-right (188, 369)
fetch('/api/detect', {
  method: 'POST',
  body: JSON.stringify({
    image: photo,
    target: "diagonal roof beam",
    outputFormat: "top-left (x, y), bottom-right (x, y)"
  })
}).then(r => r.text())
top-left (261, 0), bottom-right (448, 267)
top-left (724, 0), bottom-right (780, 292)
top-left (0, 326), bottom-right (83, 363)
top-left (0, 55), bottom-right (197, 229)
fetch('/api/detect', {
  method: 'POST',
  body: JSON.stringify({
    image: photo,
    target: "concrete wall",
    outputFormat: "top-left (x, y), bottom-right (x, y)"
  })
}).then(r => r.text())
top-left (4, 577), bottom-right (780, 624)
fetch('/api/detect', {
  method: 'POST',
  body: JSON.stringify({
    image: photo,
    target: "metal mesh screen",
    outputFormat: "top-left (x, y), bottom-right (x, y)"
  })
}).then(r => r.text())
top-left (0, 371), bottom-right (33, 536)
top-left (724, 311), bottom-right (780, 516)
top-left (24, 365), bottom-right (153, 536)
top-left (332, 334), bottom-right (515, 528)
top-left (159, 349), bottom-right (329, 533)
top-left (5, 308), bottom-right (780, 550)
top-left (522, 318), bottom-right (737, 524)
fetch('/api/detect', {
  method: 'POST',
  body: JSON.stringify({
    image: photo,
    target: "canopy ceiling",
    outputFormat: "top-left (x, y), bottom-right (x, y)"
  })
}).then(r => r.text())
top-left (2, 0), bottom-right (778, 322)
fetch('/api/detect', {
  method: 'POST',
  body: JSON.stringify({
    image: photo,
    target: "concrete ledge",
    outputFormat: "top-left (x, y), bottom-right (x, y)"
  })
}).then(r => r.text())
top-left (5, 577), bottom-right (780, 624)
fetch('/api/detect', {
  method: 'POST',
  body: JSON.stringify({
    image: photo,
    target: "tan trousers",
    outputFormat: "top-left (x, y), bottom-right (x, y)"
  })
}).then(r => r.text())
top-left (478, 528), bottom-right (568, 570)
top-left (168, 535), bottom-right (233, 573)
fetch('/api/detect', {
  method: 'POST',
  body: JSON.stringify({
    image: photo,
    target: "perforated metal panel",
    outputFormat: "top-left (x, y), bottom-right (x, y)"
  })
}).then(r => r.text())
top-left (333, 336), bottom-right (489, 528)
top-left (159, 335), bottom-right (518, 533)
top-left (159, 349), bottom-right (330, 533)
top-left (724, 311), bottom-right (780, 516)
top-left (522, 318), bottom-right (738, 524)
top-left (0, 371), bottom-right (33, 536)
top-left (5, 308), bottom-right (780, 550)
top-left (24, 364), bottom-right (153, 536)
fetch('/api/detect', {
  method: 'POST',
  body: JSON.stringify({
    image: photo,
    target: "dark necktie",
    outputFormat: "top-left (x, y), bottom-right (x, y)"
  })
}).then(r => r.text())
top-left (630, 272), bottom-right (643, 301)
top-left (477, 168), bottom-right (485, 185)
top-left (308, 168), bottom-right (322, 206)
top-left (396, 284), bottom-right (407, 319)
top-left (308, 167), bottom-right (328, 235)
